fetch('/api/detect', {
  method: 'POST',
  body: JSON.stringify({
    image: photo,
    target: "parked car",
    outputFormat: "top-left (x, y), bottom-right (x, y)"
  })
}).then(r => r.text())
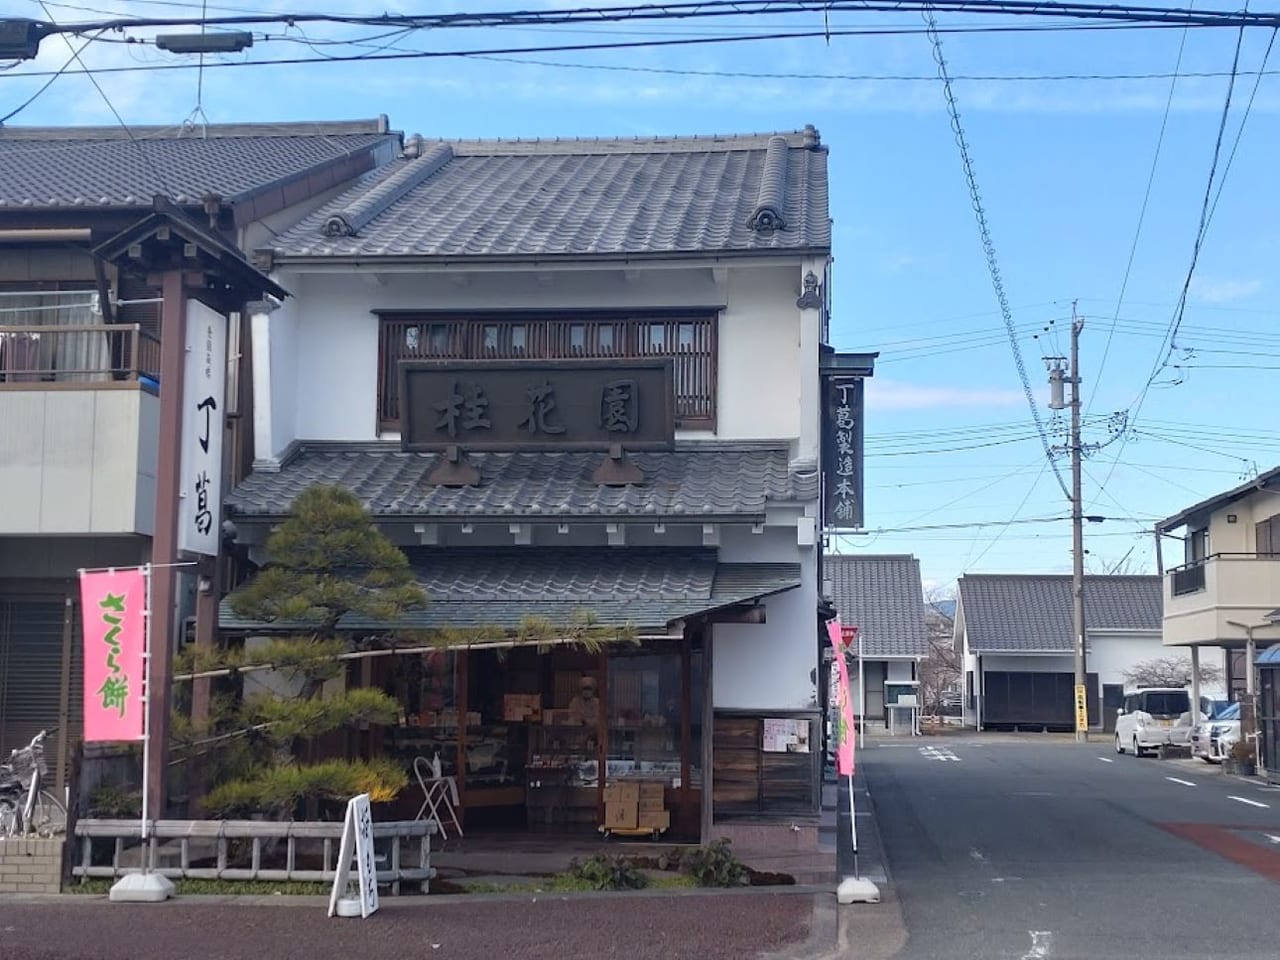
top-left (1114, 687), bottom-right (1192, 757)
top-left (1189, 702), bottom-right (1241, 763)
top-left (1168, 698), bottom-right (1230, 748)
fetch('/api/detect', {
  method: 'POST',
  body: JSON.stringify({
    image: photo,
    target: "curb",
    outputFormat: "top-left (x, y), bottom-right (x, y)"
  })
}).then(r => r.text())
top-left (8, 883), bottom-right (828, 908)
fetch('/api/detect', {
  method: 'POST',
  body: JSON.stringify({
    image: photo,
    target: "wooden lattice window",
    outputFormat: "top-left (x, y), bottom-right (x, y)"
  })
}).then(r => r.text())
top-left (377, 313), bottom-right (716, 431)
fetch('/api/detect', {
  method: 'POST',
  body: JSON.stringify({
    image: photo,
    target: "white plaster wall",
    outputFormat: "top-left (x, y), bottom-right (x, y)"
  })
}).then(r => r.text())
top-left (711, 524), bottom-right (817, 711)
top-left (266, 273), bottom-right (302, 457)
top-left (715, 264), bottom-right (804, 447)
top-left (1085, 632), bottom-right (1167, 687)
top-left (269, 261), bottom-right (812, 447)
top-left (886, 660), bottom-right (915, 681)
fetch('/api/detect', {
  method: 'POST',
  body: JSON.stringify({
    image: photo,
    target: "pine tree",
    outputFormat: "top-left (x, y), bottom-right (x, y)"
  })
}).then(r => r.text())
top-left (204, 485), bottom-right (426, 818)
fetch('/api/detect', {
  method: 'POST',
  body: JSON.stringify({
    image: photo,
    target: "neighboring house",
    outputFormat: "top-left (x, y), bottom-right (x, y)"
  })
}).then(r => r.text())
top-left (0, 119), bottom-right (400, 783)
top-left (954, 574), bottom-right (1166, 732)
top-left (823, 554), bottom-right (929, 725)
top-left (222, 127), bottom-right (839, 850)
top-left (1157, 466), bottom-right (1280, 702)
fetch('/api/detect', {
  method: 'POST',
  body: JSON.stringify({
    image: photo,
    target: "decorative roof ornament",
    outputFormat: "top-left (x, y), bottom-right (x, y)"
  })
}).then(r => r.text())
top-left (746, 135), bottom-right (790, 234)
top-left (322, 143), bottom-right (453, 238)
top-left (796, 271), bottom-right (821, 309)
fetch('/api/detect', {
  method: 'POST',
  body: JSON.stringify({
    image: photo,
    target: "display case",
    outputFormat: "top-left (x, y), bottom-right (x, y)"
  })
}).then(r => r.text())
top-left (526, 724), bottom-right (599, 826)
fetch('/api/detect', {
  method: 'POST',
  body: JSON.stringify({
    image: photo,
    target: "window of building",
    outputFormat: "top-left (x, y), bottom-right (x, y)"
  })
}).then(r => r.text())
top-left (377, 313), bottom-right (716, 431)
top-left (1255, 514), bottom-right (1280, 557)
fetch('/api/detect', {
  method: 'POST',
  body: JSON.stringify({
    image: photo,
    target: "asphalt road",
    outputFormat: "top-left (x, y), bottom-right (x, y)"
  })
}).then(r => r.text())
top-left (861, 733), bottom-right (1280, 960)
top-left (0, 890), bottom-right (812, 960)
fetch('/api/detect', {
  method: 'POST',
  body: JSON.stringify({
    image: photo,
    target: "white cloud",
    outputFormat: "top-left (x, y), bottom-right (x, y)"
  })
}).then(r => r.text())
top-left (1190, 277), bottom-right (1263, 304)
top-left (868, 379), bottom-right (1026, 410)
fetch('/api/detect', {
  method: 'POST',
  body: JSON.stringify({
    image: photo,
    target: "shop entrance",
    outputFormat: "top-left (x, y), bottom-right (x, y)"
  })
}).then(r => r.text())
top-left (370, 637), bottom-right (703, 841)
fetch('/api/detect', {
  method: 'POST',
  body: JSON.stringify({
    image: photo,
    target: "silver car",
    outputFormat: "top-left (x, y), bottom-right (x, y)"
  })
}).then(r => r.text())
top-left (1189, 702), bottom-right (1241, 763)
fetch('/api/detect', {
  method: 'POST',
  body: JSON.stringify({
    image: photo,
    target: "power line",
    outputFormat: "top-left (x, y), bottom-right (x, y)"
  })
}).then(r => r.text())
top-left (0, 29), bottom-right (96, 123)
top-left (1085, 6), bottom-right (1192, 417)
top-left (468, 51), bottom-right (1280, 84)
top-left (1089, 14), bottom-right (1253, 505)
top-left (28, 0), bottom-right (1280, 35)
top-left (0, 22), bottom-right (1205, 83)
top-left (922, 7), bottom-right (1071, 500)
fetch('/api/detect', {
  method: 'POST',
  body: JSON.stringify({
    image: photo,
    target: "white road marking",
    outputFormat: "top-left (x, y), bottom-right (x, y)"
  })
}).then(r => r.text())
top-left (1265, 835), bottom-right (1280, 845)
top-left (1022, 930), bottom-right (1053, 959)
top-left (1097, 757), bottom-right (1114, 763)
top-left (1229, 795), bottom-right (1270, 809)
top-left (969, 847), bottom-right (987, 862)
top-left (919, 746), bottom-right (961, 762)
top-left (1165, 777), bottom-right (1196, 787)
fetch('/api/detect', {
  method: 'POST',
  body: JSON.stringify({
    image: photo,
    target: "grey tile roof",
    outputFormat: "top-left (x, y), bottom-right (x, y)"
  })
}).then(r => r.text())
top-left (270, 129), bottom-right (830, 259)
top-left (0, 120), bottom-right (397, 209)
top-left (219, 548), bottom-right (801, 632)
top-left (824, 555), bottom-right (929, 658)
top-left (226, 442), bottom-right (816, 521)
top-left (957, 574), bottom-right (1163, 653)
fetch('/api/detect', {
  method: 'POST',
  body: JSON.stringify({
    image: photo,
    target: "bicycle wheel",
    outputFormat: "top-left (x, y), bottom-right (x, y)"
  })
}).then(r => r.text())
top-left (27, 790), bottom-right (66, 837)
top-left (0, 797), bottom-right (19, 837)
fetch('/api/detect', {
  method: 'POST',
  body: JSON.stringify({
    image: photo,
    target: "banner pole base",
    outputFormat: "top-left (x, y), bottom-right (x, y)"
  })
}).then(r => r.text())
top-left (837, 875), bottom-right (881, 904)
top-left (109, 873), bottom-right (174, 903)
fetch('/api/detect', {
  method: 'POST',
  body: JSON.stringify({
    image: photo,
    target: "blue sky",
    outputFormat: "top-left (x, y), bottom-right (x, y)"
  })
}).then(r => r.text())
top-left (7, 1), bottom-right (1279, 589)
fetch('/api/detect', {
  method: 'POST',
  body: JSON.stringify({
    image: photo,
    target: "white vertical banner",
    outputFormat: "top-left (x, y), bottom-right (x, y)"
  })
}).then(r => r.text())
top-left (178, 300), bottom-right (227, 556)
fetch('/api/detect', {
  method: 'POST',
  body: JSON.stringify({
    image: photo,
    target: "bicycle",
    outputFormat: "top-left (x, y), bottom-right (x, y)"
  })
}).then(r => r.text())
top-left (0, 730), bottom-right (67, 838)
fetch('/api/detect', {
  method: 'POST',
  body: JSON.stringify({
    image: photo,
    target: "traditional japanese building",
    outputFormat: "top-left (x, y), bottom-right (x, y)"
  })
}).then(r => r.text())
top-left (221, 128), bottom-right (849, 850)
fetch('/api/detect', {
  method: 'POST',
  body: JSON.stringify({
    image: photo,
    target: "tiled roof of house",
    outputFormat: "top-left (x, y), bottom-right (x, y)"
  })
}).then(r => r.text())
top-left (824, 555), bottom-right (929, 658)
top-left (957, 574), bottom-right (1163, 653)
top-left (219, 548), bottom-right (801, 632)
top-left (269, 128), bottom-right (830, 259)
top-left (225, 442), bottom-right (816, 521)
top-left (0, 120), bottom-right (397, 209)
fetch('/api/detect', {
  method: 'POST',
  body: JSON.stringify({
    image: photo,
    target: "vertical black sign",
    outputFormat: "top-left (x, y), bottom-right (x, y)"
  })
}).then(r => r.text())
top-left (822, 375), bottom-right (864, 529)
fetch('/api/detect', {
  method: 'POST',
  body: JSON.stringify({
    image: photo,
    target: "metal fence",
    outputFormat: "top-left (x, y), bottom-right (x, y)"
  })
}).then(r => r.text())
top-left (72, 818), bottom-right (436, 894)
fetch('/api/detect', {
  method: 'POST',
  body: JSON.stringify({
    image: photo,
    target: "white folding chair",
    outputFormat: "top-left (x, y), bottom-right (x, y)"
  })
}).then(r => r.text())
top-left (413, 756), bottom-right (463, 841)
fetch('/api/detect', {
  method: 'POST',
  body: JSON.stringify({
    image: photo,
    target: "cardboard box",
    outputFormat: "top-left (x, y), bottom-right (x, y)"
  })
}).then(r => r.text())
top-left (637, 809), bottom-right (670, 831)
top-left (604, 801), bottom-right (638, 830)
top-left (638, 781), bottom-right (664, 801)
top-left (638, 795), bottom-right (665, 812)
top-left (604, 782), bottom-right (640, 805)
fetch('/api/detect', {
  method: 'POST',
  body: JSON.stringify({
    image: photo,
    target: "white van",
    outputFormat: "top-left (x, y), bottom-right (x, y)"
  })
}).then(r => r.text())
top-left (1114, 687), bottom-right (1191, 756)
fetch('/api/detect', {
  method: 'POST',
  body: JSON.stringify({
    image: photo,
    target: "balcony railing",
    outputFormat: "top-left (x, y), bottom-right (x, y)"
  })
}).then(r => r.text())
top-left (0, 324), bottom-right (160, 387)
top-left (1170, 561), bottom-right (1206, 596)
top-left (1167, 553), bottom-right (1280, 598)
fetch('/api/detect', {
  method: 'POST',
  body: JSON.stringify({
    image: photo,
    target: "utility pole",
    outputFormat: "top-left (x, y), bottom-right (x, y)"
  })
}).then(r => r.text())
top-left (1047, 308), bottom-right (1088, 742)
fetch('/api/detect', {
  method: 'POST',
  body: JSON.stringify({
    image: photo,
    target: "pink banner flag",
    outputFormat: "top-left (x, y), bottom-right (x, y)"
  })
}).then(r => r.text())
top-left (80, 569), bottom-right (147, 742)
top-left (828, 621), bottom-right (856, 777)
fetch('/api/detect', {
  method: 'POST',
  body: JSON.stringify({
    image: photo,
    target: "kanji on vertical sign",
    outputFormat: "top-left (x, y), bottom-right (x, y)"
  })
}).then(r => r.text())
top-left (80, 568), bottom-right (147, 742)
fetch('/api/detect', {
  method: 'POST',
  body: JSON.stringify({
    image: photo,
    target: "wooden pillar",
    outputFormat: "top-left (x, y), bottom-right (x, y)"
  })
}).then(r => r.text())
top-left (187, 554), bottom-right (220, 814)
top-left (146, 270), bottom-right (188, 819)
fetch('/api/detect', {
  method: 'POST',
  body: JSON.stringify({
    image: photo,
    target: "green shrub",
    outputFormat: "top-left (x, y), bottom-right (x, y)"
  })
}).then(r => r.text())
top-left (86, 782), bottom-right (141, 819)
top-left (681, 838), bottom-right (747, 887)
top-left (566, 853), bottom-right (649, 891)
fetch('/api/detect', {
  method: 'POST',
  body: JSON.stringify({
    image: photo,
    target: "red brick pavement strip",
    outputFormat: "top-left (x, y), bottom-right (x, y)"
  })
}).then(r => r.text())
top-left (0, 891), bottom-right (815, 960)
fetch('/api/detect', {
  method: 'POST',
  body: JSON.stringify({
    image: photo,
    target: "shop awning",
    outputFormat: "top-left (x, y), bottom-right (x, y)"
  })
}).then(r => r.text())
top-left (219, 548), bottom-right (801, 636)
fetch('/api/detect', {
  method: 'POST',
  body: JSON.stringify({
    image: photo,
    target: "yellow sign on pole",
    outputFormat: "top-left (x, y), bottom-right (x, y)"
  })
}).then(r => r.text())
top-left (1074, 684), bottom-right (1089, 733)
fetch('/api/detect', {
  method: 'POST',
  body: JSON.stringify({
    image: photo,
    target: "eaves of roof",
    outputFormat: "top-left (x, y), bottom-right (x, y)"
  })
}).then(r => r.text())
top-left (1157, 464), bottom-right (1280, 532)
